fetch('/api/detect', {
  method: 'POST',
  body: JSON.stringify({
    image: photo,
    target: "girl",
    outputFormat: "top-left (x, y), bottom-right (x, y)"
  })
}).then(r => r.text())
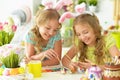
top-left (62, 12), bottom-right (120, 72)
top-left (25, 9), bottom-right (62, 66)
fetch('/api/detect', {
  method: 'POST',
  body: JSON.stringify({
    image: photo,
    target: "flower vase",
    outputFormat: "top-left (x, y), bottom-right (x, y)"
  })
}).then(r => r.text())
top-left (2, 67), bottom-right (24, 76)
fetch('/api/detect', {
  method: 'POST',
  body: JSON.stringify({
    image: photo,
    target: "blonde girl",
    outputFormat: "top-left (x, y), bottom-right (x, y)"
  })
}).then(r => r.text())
top-left (62, 13), bottom-right (120, 71)
top-left (25, 9), bottom-right (62, 66)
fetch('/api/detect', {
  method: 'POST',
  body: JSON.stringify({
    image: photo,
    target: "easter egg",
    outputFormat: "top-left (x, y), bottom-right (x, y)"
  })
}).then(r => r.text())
top-left (10, 68), bottom-right (19, 75)
top-left (0, 68), bottom-right (4, 75)
top-left (19, 67), bottom-right (25, 74)
top-left (70, 66), bottom-right (77, 73)
top-left (82, 77), bottom-right (88, 80)
top-left (3, 69), bottom-right (10, 76)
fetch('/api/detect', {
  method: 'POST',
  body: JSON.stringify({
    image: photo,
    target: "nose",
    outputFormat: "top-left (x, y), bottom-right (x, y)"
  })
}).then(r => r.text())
top-left (48, 30), bottom-right (54, 36)
top-left (79, 34), bottom-right (85, 41)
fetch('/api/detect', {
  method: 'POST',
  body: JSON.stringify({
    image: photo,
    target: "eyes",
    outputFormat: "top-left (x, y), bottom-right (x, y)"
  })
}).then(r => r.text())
top-left (76, 30), bottom-right (88, 36)
top-left (45, 25), bottom-right (59, 32)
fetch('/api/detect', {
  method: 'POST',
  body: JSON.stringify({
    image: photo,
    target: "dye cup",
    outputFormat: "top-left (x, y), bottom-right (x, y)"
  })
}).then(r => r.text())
top-left (28, 60), bottom-right (42, 78)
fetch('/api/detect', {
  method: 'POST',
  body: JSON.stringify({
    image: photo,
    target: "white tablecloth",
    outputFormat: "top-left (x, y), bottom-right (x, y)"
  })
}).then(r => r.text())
top-left (34, 72), bottom-right (85, 80)
top-left (0, 65), bottom-right (85, 80)
top-left (0, 72), bottom-right (85, 80)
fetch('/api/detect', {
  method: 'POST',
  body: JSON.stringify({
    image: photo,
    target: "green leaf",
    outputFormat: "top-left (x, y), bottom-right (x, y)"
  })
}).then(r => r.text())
top-left (0, 31), bottom-right (3, 46)
top-left (9, 32), bottom-right (14, 43)
top-left (4, 33), bottom-right (9, 44)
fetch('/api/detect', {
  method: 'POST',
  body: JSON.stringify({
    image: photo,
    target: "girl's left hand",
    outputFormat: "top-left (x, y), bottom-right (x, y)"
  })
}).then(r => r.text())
top-left (78, 59), bottom-right (93, 69)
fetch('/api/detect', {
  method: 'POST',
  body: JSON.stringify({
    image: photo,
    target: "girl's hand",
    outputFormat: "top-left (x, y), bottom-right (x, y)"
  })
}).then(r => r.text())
top-left (78, 59), bottom-right (93, 69)
top-left (0, 63), bottom-right (2, 67)
top-left (42, 49), bottom-right (58, 60)
top-left (23, 57), bottom-right (31, 64)
top-left (69, 62), bottom-right (79, 73)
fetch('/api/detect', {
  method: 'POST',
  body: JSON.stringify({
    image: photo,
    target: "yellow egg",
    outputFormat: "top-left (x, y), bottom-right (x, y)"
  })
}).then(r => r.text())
top-left (82, 77), bottom-right (88, 80)
top-left (0, 68), bottom-right (4, 75)
top-left (19, 67), bottom-right (25, 74)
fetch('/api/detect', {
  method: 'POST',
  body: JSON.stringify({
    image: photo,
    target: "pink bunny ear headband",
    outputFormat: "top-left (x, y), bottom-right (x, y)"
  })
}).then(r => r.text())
top-left (59, 2), bottom-right (94, 23)
top-left (41, 0), bottom-right (73, 10)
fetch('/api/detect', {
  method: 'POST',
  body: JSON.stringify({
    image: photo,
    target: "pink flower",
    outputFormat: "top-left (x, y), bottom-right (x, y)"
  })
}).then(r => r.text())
top-left (0, 25), bottom-right (3, 31)
top-left (4, 22), bottom-right (8, 25)
top-left (12, 25), bottom-right (17, 32)
top-left (0, 21), bottom-right (17, 46)
top-left (0, 22), bottom-right (3, 30)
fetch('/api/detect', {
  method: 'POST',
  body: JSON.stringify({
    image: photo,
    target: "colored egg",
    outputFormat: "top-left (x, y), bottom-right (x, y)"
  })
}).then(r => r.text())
top-left (10, 68), bottom-right (19, 75)
top-left (82, 77), bottom-right (88, 80)
top-left (0, 68), bottom-right (4, 75)
top-left (3, 69), bottom-right (10, 76)
top-left (70, 66), bottom-right (77, 73)
top-left (19, 67), bottom-right (25, 74)
top-left (42, 69), bottom-right (47, 72)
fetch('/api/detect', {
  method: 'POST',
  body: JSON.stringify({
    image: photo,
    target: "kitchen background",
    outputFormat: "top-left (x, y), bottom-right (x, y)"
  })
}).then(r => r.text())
top-left (0, 0), bottom-right (119, 47)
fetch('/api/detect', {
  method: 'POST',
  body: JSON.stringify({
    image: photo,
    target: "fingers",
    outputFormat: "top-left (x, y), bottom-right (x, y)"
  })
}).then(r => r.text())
top-left (78, 61), bottom-right (91, 69)
top-left (69, 62), bottom-right (78, 73)
top-left (23, 57), bottom-right (31, 64)
top-left (44, 49), bottom-right (58, 60)
top-left (85, 59), bottom-right (91, 63)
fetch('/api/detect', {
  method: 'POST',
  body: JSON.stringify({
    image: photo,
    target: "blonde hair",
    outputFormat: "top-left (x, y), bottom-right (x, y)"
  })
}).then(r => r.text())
top-left (73, 13), bottom-right (107, 64)
top-left (29, 9), bottom-right (61, 53)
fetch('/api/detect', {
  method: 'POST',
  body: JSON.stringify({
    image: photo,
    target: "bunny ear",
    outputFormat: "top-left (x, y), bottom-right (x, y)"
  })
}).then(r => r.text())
top-left (75, 2), bottom-right (86, 13)
top-left (42, 0), bottom-right (56, 9)
top-left (55, 0), bottom-right (73, 11)
top-left (59, 12), bottom-right (75, 23)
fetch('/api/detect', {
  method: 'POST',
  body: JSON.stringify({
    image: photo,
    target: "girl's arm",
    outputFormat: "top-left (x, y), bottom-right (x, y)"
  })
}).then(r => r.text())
top-left (25, 42), bottom-right (35, 59)
top-left (25, 42), bottom-right (45, 62)
top-left (42, 40), bottom-right (62, 66)
top-left (109, 45), bottom-right (120, 57)
top-left (25, 40), bottom-right (62, 66)
top-left (62, 45), bottom-right (78, 70)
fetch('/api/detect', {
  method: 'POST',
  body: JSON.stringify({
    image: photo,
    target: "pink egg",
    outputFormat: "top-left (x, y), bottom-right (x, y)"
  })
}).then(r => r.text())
top-left (3, 69), bottom-right (10, 76)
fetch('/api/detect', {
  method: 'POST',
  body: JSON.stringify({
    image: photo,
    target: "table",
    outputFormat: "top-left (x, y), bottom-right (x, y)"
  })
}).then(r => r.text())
top-left (34, 72), bottom-right (85, 80)
top-left (33, 65), bottom-right (85, 80)
top-left (0, 65), bottom-right (86, 80)
top-left (0, 72), bottom-right (85, 80)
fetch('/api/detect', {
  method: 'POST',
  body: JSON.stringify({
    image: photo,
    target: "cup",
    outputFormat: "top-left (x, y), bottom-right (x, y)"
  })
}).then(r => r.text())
top-left (28, 60), bottom-right (42, 78)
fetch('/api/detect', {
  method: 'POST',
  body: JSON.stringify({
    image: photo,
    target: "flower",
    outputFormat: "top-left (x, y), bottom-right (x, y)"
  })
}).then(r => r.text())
top-left (0, 17), bottom-right (17, 46)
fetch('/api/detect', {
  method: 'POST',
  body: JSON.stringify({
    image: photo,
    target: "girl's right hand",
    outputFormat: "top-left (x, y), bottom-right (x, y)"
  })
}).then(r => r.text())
top-left (42, 49), bottom-right (58, 60)
top-left (23, 57), bottom-right (31, 64)
top-left (69, 62), bottom-right (78, 73)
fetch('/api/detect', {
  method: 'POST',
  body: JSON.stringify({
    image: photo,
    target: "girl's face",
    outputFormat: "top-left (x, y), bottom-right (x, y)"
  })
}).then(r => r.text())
top-left (74, 24), bottom-right (96, 47)
top-left (39, 19), bottom-right (60, 40)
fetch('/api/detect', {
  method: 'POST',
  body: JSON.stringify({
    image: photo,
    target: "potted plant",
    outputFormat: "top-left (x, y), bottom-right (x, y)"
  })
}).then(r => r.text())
top-left (78, 0), bottom-right (87, 4)
top-left (0, 51), bottom-right (21, 68)
top-left (88, 0), bottom-right (98, 12)
top-left (0, 50), bottom-right (24, 75)
top-left (0, 17), bottom-right (17, 46)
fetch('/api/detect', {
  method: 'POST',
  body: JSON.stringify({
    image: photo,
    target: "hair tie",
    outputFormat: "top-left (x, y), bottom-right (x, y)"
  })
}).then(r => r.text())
top-left (59, 2), bottom-right (86, 23)
top-left (42, 0), bottom-right (73, 10)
